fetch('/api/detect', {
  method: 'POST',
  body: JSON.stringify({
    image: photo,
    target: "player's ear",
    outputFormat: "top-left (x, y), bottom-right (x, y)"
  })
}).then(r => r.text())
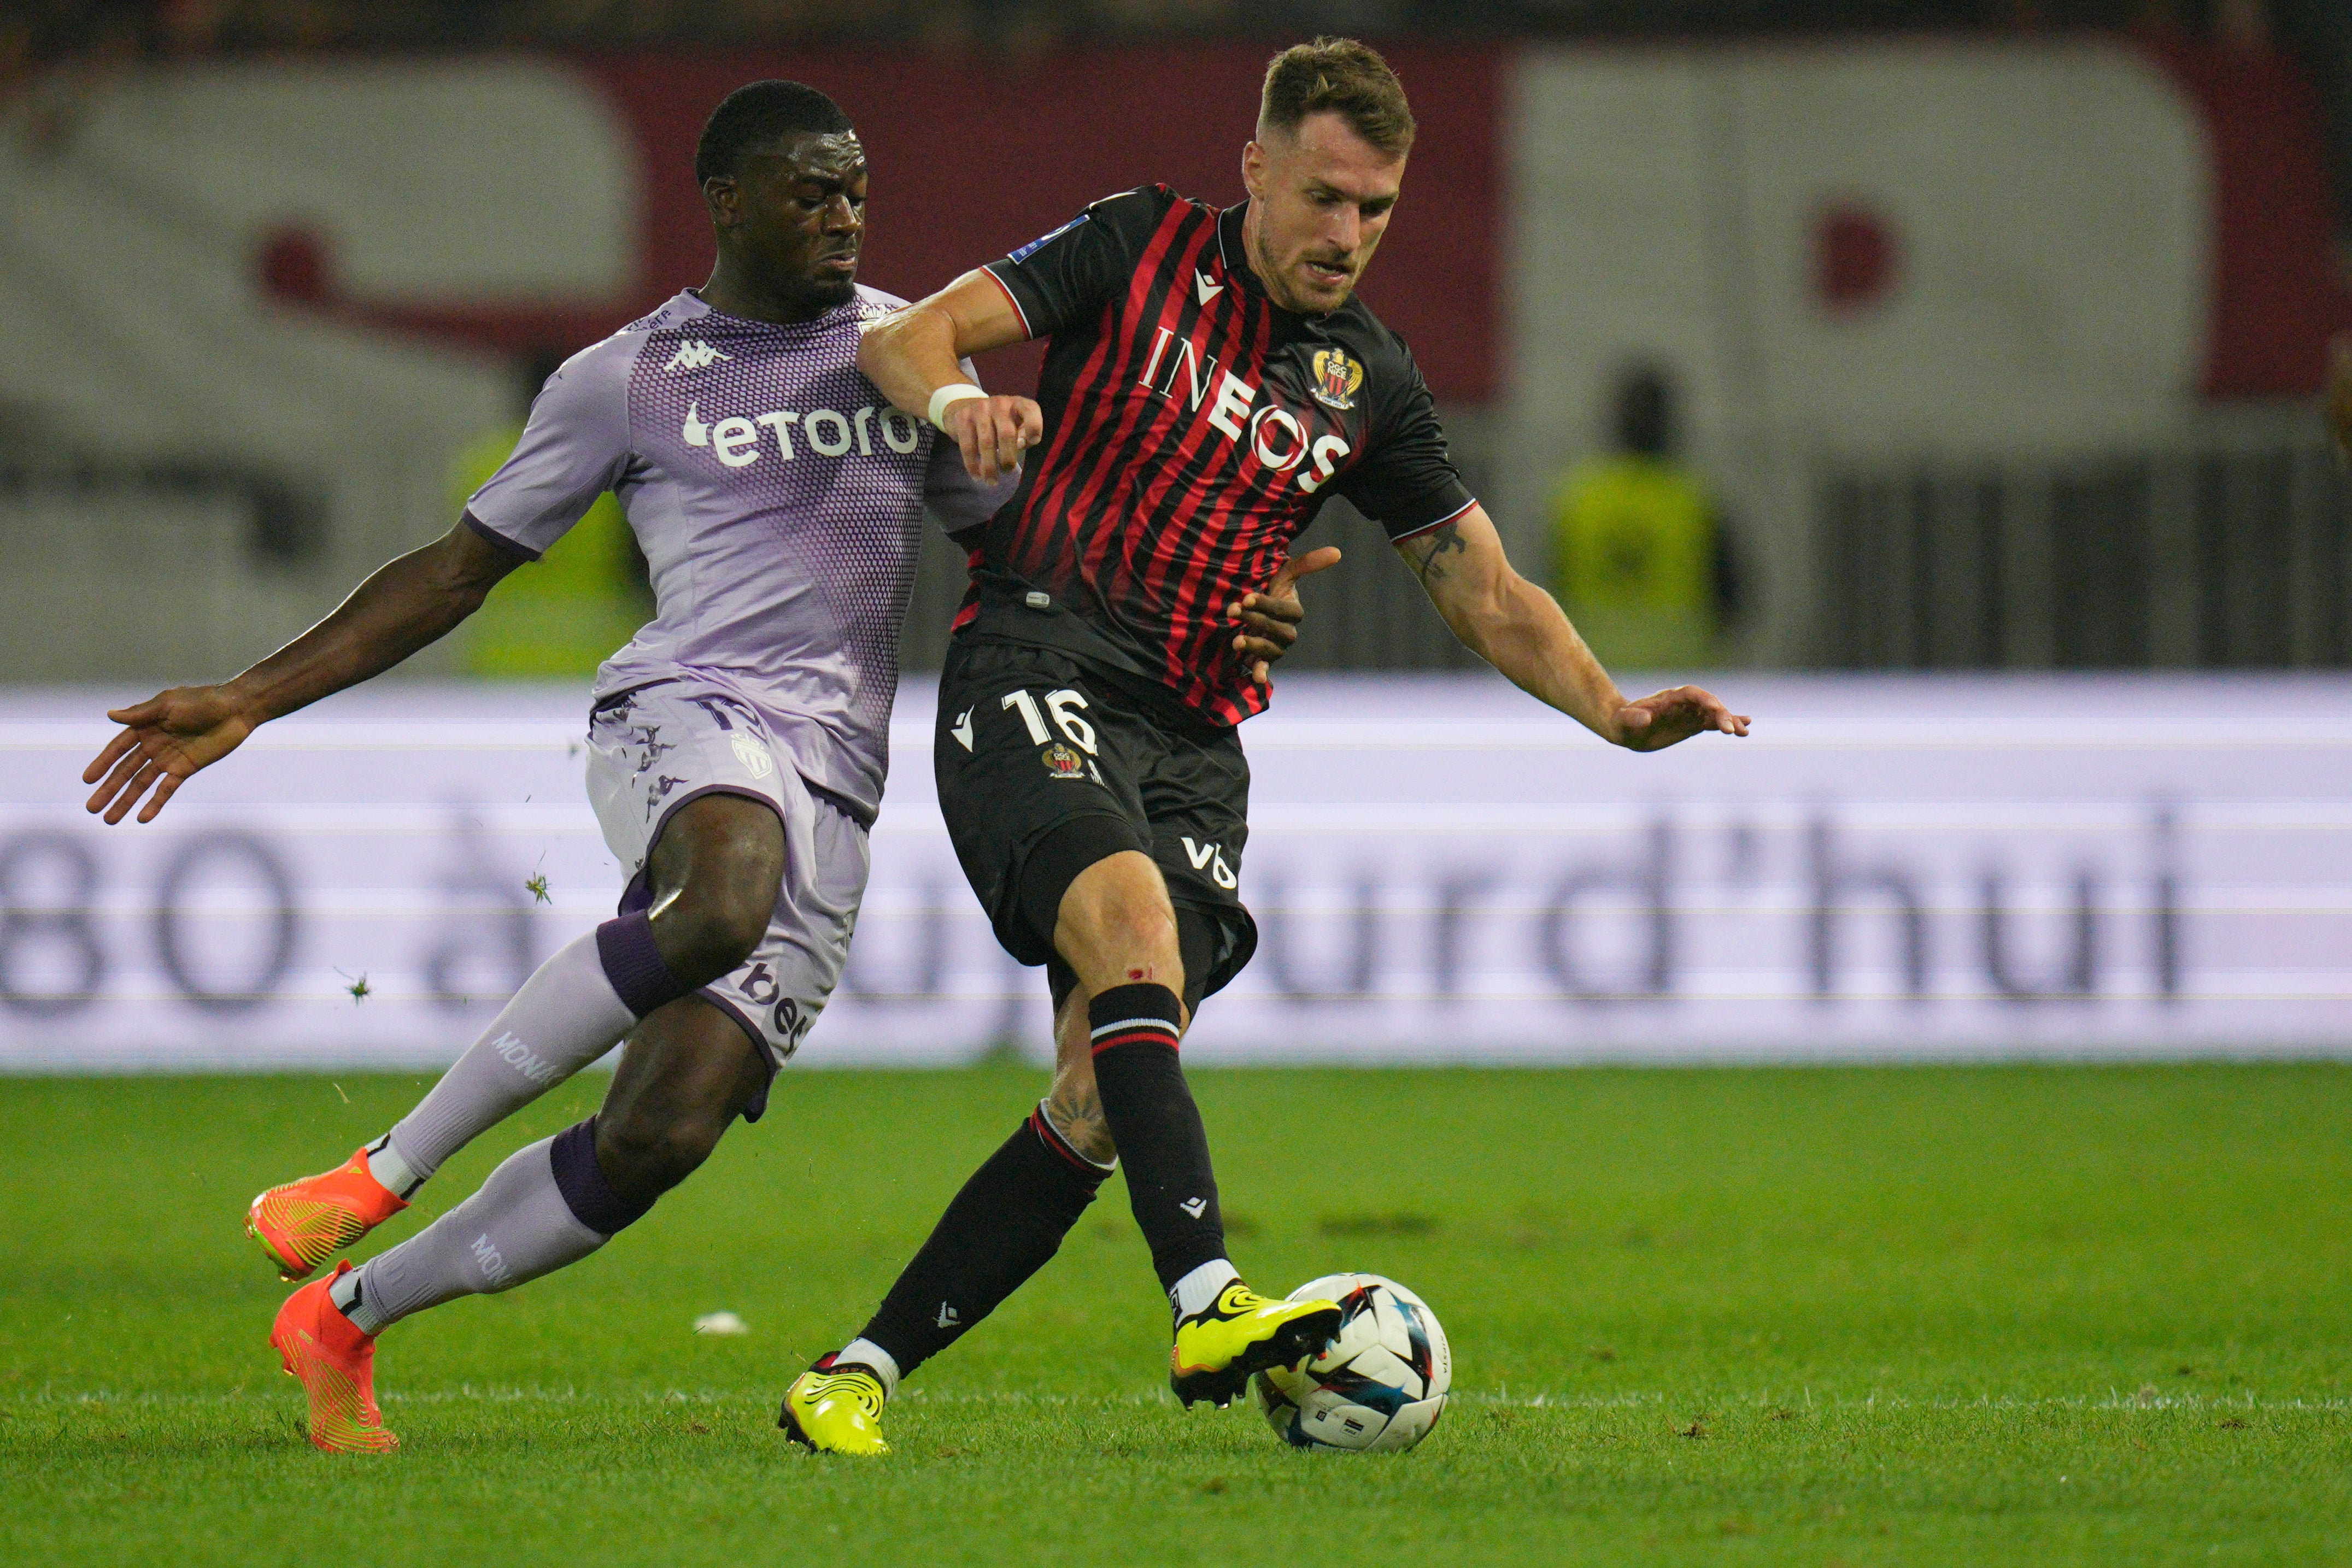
top-left (702, 174), bottom-right (741, 230)
top-left (1241, 139), bottom-right (1267, 200)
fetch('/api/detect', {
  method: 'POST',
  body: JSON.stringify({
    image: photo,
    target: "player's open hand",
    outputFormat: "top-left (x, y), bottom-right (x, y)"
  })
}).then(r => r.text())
top-left (1610, 685), bottom-right (1750, 752)
top-left (2326, 336), bottom-right (2352, 466)
top-left (1231, 546), bottom-right (1344, 688)
top-left (946, 393), bottom-right (1043, 484)
top-left (82, 686), bottom-right (257, 824)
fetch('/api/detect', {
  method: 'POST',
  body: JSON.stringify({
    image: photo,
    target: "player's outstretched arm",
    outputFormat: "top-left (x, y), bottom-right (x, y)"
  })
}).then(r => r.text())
top-left (1395, 504), bottom-right (1750, 751)
top-left (857, 269), bottom-right (1041, 484)
top-left (82, 519), bottom-right (523, 823)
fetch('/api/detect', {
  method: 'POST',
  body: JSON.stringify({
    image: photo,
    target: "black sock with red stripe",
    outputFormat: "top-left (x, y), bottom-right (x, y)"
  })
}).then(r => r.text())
top-left (852, 1108), bottom-right (1108, 1382)
top-left (1086, 982), bottom-right (1227, 1293)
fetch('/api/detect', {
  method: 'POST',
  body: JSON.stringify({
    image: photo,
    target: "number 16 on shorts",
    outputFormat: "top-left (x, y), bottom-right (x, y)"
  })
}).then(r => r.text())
top-left (998, 687), bottom-right (1106, 784)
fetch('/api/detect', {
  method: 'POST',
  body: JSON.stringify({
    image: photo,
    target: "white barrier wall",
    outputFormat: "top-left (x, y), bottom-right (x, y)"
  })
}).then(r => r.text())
top-left (1, 675), bottom-right (2345, 1070)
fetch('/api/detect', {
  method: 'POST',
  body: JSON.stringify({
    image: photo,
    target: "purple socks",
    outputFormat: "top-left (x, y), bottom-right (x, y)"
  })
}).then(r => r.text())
top-left (595, 911), bottom-right (689, 1017)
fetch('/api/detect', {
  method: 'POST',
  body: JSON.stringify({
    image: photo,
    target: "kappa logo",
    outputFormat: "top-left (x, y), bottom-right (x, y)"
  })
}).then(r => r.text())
top-left (1180, 1197), bottom-right (1207, 1218)
top-left (1195, 269), bottom-right (1223, 307)
top-left (936, 1302), bottom-right (961, 1329)
top-left (730, 732), bottom-right (776, 780)
top-left (663, 339), bottom-right (732, 373)
top-left (1181, 836), bottom-right (1239, 891)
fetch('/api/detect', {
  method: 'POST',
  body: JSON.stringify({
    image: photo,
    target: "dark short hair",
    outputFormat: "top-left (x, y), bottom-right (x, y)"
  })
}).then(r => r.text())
top-left (1258, 37), bottom-right (1415, 156)
top-left (695, 80), bottom-right (854, 185)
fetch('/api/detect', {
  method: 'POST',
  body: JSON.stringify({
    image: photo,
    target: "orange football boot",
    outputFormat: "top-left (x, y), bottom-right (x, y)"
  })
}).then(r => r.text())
top-left (247, 1146), bottom-right (408, 1282)
top-left (271, 1261), bottom-right (398, 1454)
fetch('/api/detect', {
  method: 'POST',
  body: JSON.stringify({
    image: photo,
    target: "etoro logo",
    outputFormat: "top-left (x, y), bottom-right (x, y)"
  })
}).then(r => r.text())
top-left (681, 401), bottom-right (923, 468)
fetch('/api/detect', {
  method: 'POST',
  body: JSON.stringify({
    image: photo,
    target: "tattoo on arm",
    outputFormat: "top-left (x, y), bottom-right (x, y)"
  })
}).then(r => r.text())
top-left (1401, 522), bottom-right (1468, 586)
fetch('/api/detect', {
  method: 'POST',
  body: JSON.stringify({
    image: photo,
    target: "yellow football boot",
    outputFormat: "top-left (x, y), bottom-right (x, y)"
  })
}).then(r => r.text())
top-left (247, 1146), bottom-right (408, 1282)
top-left (1170, 1282), bottom-right (1342, 1408)
top-left (779, 1363), bottom-right (890, 1455)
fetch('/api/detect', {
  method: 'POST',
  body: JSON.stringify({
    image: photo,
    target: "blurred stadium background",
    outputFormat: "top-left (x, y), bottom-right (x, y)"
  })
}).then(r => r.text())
top-left (1, 0), bottom-right (2348, 1066)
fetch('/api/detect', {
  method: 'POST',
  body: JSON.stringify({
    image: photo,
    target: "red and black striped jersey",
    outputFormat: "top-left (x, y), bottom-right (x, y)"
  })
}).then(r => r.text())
top-left (959, 184), bottom-right (1475, 727)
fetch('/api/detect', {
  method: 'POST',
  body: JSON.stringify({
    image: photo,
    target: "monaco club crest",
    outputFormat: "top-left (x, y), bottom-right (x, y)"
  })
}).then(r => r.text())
top-left (1311, 347), bottom-right (1363, 410)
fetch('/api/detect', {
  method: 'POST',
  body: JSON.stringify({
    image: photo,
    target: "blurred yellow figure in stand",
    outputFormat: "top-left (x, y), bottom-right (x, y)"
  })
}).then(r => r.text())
top-left (1548, 365), bottom-right (1735, 672)
top-left (454, 353), bottom-right (650, 676)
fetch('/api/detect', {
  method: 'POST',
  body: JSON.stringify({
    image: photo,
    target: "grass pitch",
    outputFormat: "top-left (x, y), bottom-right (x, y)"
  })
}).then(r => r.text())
top-left (2, 1062), bottom-right (2348, 1566)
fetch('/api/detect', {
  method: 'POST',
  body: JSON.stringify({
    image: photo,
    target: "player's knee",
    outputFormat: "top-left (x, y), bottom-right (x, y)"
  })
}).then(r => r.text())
top-left (595, 1105), bottom-right (723, 1197)
top-left (1057, 853), bottom-right (1181, 972)
top-left (1077, 900), bottom-right (1182, 986)
top-left (647, 796), bottom-right (783, 985)
top-left (652, 881), bottom-right (773, 986)
top-left (1104, 900), bottom-right (1180, 968)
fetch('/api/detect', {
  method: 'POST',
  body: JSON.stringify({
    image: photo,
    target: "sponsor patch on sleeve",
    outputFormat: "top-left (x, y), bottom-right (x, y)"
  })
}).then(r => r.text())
top-left (1007, 214), bottom-right (1089, 265)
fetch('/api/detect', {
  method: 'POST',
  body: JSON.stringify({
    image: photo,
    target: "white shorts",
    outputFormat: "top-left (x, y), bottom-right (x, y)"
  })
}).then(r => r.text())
top-left (584, 678), bottom-right (870, 1083)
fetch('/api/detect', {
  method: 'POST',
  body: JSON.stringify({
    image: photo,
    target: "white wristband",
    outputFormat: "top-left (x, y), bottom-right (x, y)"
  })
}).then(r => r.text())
top-left (926, 383), bottom-right (987, 432)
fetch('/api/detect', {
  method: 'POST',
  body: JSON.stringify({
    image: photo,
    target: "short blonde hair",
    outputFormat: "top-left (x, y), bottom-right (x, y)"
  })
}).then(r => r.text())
top-left (1258, 37), bottom-right (1415, 156)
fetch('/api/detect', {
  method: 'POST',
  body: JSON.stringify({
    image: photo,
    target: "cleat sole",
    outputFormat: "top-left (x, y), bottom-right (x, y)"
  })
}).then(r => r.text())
top-left (245, 1150), bottom-right (408, 1284)
top-left (778, 1401), bottom-right (814, 1450)
top-left (248, 1217), bottom-right (308, 1283)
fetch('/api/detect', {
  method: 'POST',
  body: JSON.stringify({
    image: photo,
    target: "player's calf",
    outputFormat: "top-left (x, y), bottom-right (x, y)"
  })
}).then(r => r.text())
top-left (590, 995), bottom-right (771, 1207)
top-left (794, 1101), bottom-right (1115, 1441)
top-left (244, 794), bottom-right (779, 1280)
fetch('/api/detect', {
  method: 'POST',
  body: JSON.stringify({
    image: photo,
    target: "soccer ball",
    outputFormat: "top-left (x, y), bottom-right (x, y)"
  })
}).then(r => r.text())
top-left (1253, 1273), bottom-right (1451, 1452)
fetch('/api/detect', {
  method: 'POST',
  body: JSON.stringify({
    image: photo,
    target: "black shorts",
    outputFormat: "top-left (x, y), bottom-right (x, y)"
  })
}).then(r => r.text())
top-left (934, 637), bottom-right (1257, 1009)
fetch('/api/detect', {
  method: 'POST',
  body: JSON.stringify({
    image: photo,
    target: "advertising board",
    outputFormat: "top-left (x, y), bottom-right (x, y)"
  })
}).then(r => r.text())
top-left (1, 675), bottom-right (2344, 1068)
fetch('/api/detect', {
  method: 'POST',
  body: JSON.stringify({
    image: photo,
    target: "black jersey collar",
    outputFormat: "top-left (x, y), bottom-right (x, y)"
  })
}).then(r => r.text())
top-left (1216, 203), bottom-right (1261, 298)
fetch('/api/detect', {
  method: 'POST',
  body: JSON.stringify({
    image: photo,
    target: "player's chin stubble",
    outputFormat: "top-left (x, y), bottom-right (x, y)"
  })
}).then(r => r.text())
top-left (786, 271), bottom-right (857, 312)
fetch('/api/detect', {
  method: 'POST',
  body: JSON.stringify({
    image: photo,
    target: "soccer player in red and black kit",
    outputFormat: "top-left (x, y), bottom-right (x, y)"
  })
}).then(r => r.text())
top-left (779, 38), bottom-right (1749, 1453)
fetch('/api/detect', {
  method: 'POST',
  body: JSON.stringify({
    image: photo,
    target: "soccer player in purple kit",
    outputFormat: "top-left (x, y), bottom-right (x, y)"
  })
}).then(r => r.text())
top-left (78, 81), bottom-right (1327, 1455)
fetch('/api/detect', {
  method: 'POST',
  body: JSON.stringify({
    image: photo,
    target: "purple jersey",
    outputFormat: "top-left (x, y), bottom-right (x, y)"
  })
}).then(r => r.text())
top-left (465, 287), bottom-right (1008, 816)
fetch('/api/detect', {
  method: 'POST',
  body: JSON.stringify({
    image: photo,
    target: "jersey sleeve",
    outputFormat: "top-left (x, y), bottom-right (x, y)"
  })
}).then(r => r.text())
top-left (1332, 346), bottom-right (1476, 543)
top-left (462, 338), bottom-right (636, 560)
top-left (922, 354), bottom-right (1022, 531)
top-left (982, 186), bottom-right (1165, 340)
